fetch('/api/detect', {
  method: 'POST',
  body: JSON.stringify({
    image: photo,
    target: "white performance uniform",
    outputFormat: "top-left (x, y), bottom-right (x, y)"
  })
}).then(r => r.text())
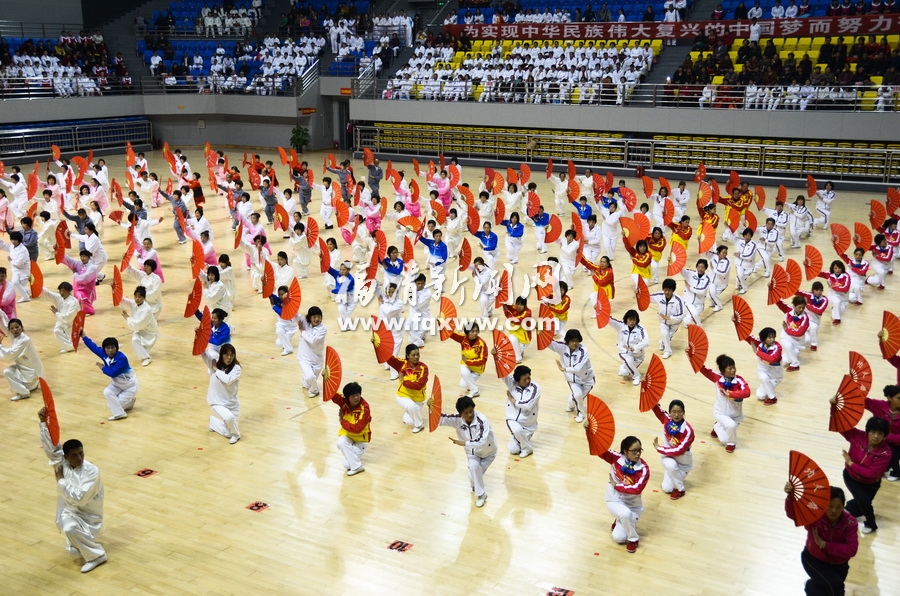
top-left (41, 289), bottom-right (80, 351)
top-left (605, 453), bottom-right (648, 544)
top-left (127, 267), bottom-right (163, 319)
top-left (39, 422), bottom-right (106, 562)
top-left (122, 298), bottom-right (159, 361)
top-left (649, 293), bottom-right (685, 357)
top-left (502, 376), bottom-right (541, 455)
top-left (0, 239), bottom-right (32, 300)
top-left (599, 206), bottom-right (622, 260)
top-left (471, 264), bottom-right (497, 319)
top-left (201, 352), bottom-right (242, 441)
top-left (548, 340), bottom-right (595, 419)
top-left (610, 319), bottom-right (649, 383)
top-left (708, 255), bottom-right (731, 310)
top-left (0, 331), bottom-right (44, 396)
top-left (733, 238), bottom-right (758, 293)
top-left (297, 318), bottom-right (327, 396)
top-left (813, 189), bottom-right (835, 228)
top-left (406, 287), bottom-right (432, 347)
top-left (755, 226), bottom-right (779, 276)
top-left (583, 224), bottom-right (603, 265)
top-left (680, 269), bottom-right (711, 326)
top-left (439, 411), bottom-right (498, 499)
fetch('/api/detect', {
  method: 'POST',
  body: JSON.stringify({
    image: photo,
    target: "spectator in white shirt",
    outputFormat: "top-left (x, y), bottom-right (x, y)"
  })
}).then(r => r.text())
top-left (748, 1), bottom-right (763, 18)
top-left (771, 0), bottom-right (786, 17)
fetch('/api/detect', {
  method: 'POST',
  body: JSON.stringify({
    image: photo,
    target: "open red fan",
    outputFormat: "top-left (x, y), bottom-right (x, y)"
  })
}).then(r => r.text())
top-left (458, 238), bottom-right (472, 272)
top-left (584, 394), bottom-right (616, 456)
top-left (806, 175), bottom-right (817, 198)
top-left (370, 316), bottom-right (395, 364)
top-left (373, 230), bottom-right (387, 261)
top-left (731, 295), bottom-right (754, 341)
top-left (467, 205), bottom-right (480, 235)
top-left (526, 192), bottom-right (541, 218)
top-left (429, 376), bottom-right (443, 432)
top-left (829, 374), bottom-right (866, 432)
top-left (364, 251), bottom-right (379, 282)
top-left (696, 181), bottom-right (712, 209)
top-left (804, 245), bottom-right (823, 281)
top-left (693, 162), bottom-right (707, 183)
top-left (111, 265), bottom-right (123, 306)
top-left (322, 346), bottom-right (342, 402)
top-left (830, 223), bottom-right (851, 255)
top-left (108, 210), bottom-right (124, 225)
top-left (754, 186), bottom-right (766, 210)
top-left (280, 278), bottom-right (302, 320)
top-left (853, 222), bottom-right (872, 250)
top-left (273, 204), bottom-right (290, 232)
top-left (635, 276), bottom-right (650, 312)
top-left (641, 175), bottom-right (654, 199)
top-left (184, 278), bottom-right (202, 318)
top-left (657, 177), bottom-right (671, 196)
top-left (870, 200), bottom-right (887, 230)
top-left (334, 199), bottom-right (350, 228)
top-left (887, 187), bottom-right (900, 214)
top-left (402, 236), bottom-right (414, 264)
top-left (438, 297), bottom-right (457, 341)
top-left (620, 187), bottom-right (637, 212)
top-left (725, 207), bottom-right (741, 234)
top-left (686, 325), bottom-right (709, 373)
top-left (880, 310), bottom-right (900, 359)
top-left (620, 217), bottom-right (640, 245)
top-left (362, 148), bottom-right (374, 167)
top-left (848, 351), bottom-right (873, 394)
top-left (494, 268), bottom-right (510, 309)
top-left (492, 330), bottom-right (516, 378)
top-left (447, 165), bottom-right (459, 189)
top-left (398, 215), bottom-right (422, 234)
top-left (667, 243), bottom-right (687, 277)
top-left (40, 378), bottom-right (61, 446)
top-left (193, 306), bottom-right (211, 356)
top-left (70, 310), bottom-right (85, 352)
top-left (728, 170), bottom-right (741, 192)
top-left (505, 167), bottom-right (518, 186)
top-left (639, 354), bottom-right (667, 413)
top-left (29, 261), bottom-right (43, 299)
top-left (520, 163), bottom-right (531, 185)
top-left (633, 212), bottom-right (650, 239)
top-left (566, 160), bottom-right (577, 181)
top-left (233, 222), bottom-right (243, 250)
top-left (262, 260), bottom-right (275, 297)
top-left (768, 264), bottom-right (788, 305)
top-left (662, 198), bottom-right (675, 227)
top-left (594, 287), bottom-right (611, 329)
top-left (318, 237), bottom-right (330, 273)
top-left (494, 198), bottom-right (506, 225)
top-left (697, 222), bottom-right (716, 254)
top-left (54, 232), bottom-right (66, 265)
top-left (784, 259), bottom-right (802, 297)
top-left (536, 305), bottom-right (554, 351)
top-left (544, 214), bottom-right (562, 243)
top-left (744, 210), bottom-right (757, 233)
top-left (787, 450), bottom-right (831, 527)
top-left (190, 239), bottom-right (204, 278)
top-left (411, 158), bottom-right (420, 178)
top-left (306, 217), bottom-right (319, 248)
top-left (570, 212), bottom-right (582, 241)
top-left (459, 185), bottom-right (474, 207)
top-left (546, 157), bottom-right (553, 178)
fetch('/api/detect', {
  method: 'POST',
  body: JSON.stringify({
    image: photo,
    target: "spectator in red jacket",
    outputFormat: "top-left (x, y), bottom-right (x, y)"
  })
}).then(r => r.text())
top-left (784, 485), bottom-right (859, 596)
top-left (831, 415), bottom-right (891, 533)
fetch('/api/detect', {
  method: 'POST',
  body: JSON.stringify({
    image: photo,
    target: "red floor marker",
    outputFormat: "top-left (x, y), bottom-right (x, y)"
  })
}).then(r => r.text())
top-left (246, 501), bottom-right (269, 512)
top-left (388, 540), bottom-right (413, 552)
top-left (134, 468), bottom-right (157, 478)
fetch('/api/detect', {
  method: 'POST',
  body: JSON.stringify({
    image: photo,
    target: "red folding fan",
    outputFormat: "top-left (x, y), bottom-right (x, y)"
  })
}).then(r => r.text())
top-left (667, 243), bottom-right (687, 277)
top-left (804, 245), bottom-right (823, 281)
top-left (193, 306), bottom-right (211, 356)
top-left (584, 394), bottom-right (615, 456)
top-left (768, 264), bottom-right (788, 305)
top-left (639, 354), bottom-right (668, 413)
top-left (184, 277), bottom-right (202, 318)
top-left (686, 325), bottom-right (709, 374)
top-left (322, 346), bottom-right (342, 402)
top-left (829, 375), bottom-right (865, 433)
top-left (731, 295), bottom-right (754, 341)
top-left (429, 376), bottom-right (442, 433)
top-left (830, 223), bottom-right (851, 256)
top-left (370, 316), bottom-right (395, 364)
top-left (786, 450), bottom-right (831, 527)
top-left (880, 311), bottom-right (900, 359)
top-left (848, 351), bottom-right (873, 395)
top-left (492, 330), bottom-right (516, 378)
top-left (40, 378), bottom-right (60, 446)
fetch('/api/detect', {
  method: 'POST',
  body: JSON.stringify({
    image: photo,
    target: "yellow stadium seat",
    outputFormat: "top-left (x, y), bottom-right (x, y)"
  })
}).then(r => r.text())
top-left (861, 92), bottom-right (876, 111)
top-left (712, 75), bottom-right (724, 85)
top-left (871, 76), bottom-right (883, 85)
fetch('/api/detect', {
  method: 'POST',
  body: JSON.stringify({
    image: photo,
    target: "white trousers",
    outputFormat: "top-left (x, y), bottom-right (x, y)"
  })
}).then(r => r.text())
top-left (559, 261), bottom-right (575, 289)
top-left (459, 365), bottom-right (481, 393)
top-left (567, 381), bottom-right (593, 417)
top-left (756, 364), bottom-right (783, 399)
top-left (299, 359), bottom-right (323, 395)
top-left (61, 511), bottom-right (105, 561)
top-left (712, 413), bottom-right (739, 445)
top-left (467, 451), bottom-right (496, 498)
top-left (104, 382), bottom-right (137, 417)
top-left (867, 261), bottom-right (887, 287)
top-left (755, 247), bottom-right (772, 276)
top-left (780, 334), bottom-right (805, 367)
top-left (336, 299), bottom-right (357, 324)
top-left (506, 420), bottom-right (536, 454)
top-left (813, 208), bottom-right (831, 228)
top-left (337, 435), bottom-right (368, 471)
top-left (684, 299), bottom-right (704, 327)
top-left (131, 331), bottom-right (157, 360)
top-left (807, 316), bottom-right (820, 347)
top-left (275, 320), bottom-right (297, 351)
top-left (505, 236), bottom-right (522, 263)
top-left (483, 250), bottom-right (497, 270)
top-left (54, 322), bottom-right (75, 351)
top-left (659, 322), bottom-right (680, 355)
top-left (4, 366), bottom-right (38, 396)
top-left (602, 235), bottom-right (617, 261)
top-left (650, 259), bottom-right (659, 283)
top-left (534, 226), bottom-right (546, 252)
top-left (12, 269), bottom-right (31, 300)
top-left (618, 351), bottom-right (645, 380)
top-left (708, 283), bottom-right (727, 309)
top-left (608, 497), bottom-right (642, 543)
top-left (209, 403), bottom-right (240, 439)
top-left (848, 276), bottom-right (865, 303)
top-left (830, 291), bottom-right (848, 321)
top-left (510, 336), bottom-right (527, 362)
top-left (396, 395), bottom-right (424, 428)
top-left (660, 452), bottom-right (693, 492)
top-left (735, 264), bottom-right (753, 292)
top-left (479, 293), bottom-right (494, 319)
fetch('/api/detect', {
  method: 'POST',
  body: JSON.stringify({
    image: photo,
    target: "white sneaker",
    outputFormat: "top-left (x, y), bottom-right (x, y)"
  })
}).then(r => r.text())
top-left (475, 494), bottom-right (487, 508)
top-left (888, 475), bottom-right (900, 482)
top-left (467, 390), bottom-right (480, 398)
top-left (229, 435), bottom-right (240, 444)
top-left (662, 352), bottom-right (672, 359)
top-left (66, 546), bottom-right (81, 559)
top-left (280, 349), bottom-right (293, 356)
top-left (632, 376), bottom-right (642, 386)
top-left (412, 425), bottom-right (425, 434)
top-left (519, 449), bottom-right (532, 458)
top-left (80, 554), bottom-right (107, 573)
top-left (10, 394), bottom-right (30, 401)
top-left (565, 404), bottom-right (575, 412)
top-left (712, 306), bottom-right (722, 312)
top-left (574, 413), bottom-right (585, 423)
top-left (141, 358), bottom-right (151, 367)
top-left (390, 372), bottom-right (399, 380)
top-left (861, 526), bottom-right (875, 535)
top-left (347, 466), bottom-right (366, 476)
top-left (308, 390), bottom-right (319, 398)
top-left (108, 414), bottom-right (127, 421)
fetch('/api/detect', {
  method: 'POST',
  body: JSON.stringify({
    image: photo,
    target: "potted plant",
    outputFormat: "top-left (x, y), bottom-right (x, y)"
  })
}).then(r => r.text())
top-left (290, 124), bottom-right (310, 154)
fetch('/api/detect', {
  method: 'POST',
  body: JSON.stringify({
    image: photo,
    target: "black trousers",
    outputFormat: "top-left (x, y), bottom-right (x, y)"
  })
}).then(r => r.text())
top-left (843, 468), bottom-right (880, 530)
top-left (801, 548), bottom-right (848, 596)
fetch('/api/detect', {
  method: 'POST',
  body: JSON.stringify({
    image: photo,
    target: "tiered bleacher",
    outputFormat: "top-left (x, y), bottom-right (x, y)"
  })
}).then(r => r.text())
top-left (380, 38), bottom-right (661, 103)
top-left (0, 34), bottom-right (133, 98)
top-left (138, 1), bottom-right (263, 37)
top-left (672, 34), bottom-right (899, 111)
top-left (449, 1), bottom-right (690, 24)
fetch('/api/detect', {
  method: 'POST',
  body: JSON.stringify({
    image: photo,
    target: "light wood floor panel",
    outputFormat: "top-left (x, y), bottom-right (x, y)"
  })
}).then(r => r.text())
top-left (2, 148), bottom-right (896, 594)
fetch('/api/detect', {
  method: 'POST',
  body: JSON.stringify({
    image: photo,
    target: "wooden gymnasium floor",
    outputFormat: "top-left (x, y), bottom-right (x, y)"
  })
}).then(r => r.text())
top-left (2, 148), bottom-right (897, 595)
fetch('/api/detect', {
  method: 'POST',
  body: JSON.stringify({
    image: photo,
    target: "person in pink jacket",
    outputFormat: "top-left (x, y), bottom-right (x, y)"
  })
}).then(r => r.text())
top-left (831, 415), bottom-right (891, 534)
top-left (784, 485), bottom-right (858, 596)
top-left (430, 170), bottom-right (452, 212)
top-left (864, 385), bottom-right (900, 481)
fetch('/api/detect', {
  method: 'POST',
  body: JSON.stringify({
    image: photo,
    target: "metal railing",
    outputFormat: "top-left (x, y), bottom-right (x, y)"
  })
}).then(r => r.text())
top-left (0, 78), bottom-right (137, 100)
top-left (0, 20), bottom-right (82, 38)
top-left (134, 25), bottom-right (252, 40)
top-left (351, 80), bottom-right (898, 112)
top-left (355, 124), bottom-right (900, 183)
top-left (0, 119), bottom-right (152, 159)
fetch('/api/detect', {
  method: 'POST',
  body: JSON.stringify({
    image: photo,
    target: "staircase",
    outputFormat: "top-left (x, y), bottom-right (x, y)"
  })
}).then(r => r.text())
top-left (101, 0), bottom-right (174, 77)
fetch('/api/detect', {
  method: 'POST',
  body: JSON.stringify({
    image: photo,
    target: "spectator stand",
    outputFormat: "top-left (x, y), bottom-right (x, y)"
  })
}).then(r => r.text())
top-left (451, 1), bottom-right (693, 25)
top-left (141, 1), bottom-right (264, 39)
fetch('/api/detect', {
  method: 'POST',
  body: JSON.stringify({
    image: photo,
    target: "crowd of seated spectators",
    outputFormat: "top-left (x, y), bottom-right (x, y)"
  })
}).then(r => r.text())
top-left (381, 38), bottom-right (655, 104)
top-left (134, 0), bottom-right (263, 37)
top-left (278, 1), bottom-right (374, 37)
top-left (710, 0), bottom-right (896, 19)
top-left (446, 0), bottom-right (690, 24)
top-left (0, 34), bottom-right (134, 97)
top-left (666, 34), bottom-right (898, 110)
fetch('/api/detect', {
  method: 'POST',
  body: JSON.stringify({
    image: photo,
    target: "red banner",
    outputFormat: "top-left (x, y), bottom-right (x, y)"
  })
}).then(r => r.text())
top-left (445, 14), bottom-right (900, 41)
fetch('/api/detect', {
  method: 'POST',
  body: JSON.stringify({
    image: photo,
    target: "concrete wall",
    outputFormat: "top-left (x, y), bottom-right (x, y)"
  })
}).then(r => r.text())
top-left (0, 1), bottom-right (82, 27)
top-left (349, 99), bottom-right (900, 143)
